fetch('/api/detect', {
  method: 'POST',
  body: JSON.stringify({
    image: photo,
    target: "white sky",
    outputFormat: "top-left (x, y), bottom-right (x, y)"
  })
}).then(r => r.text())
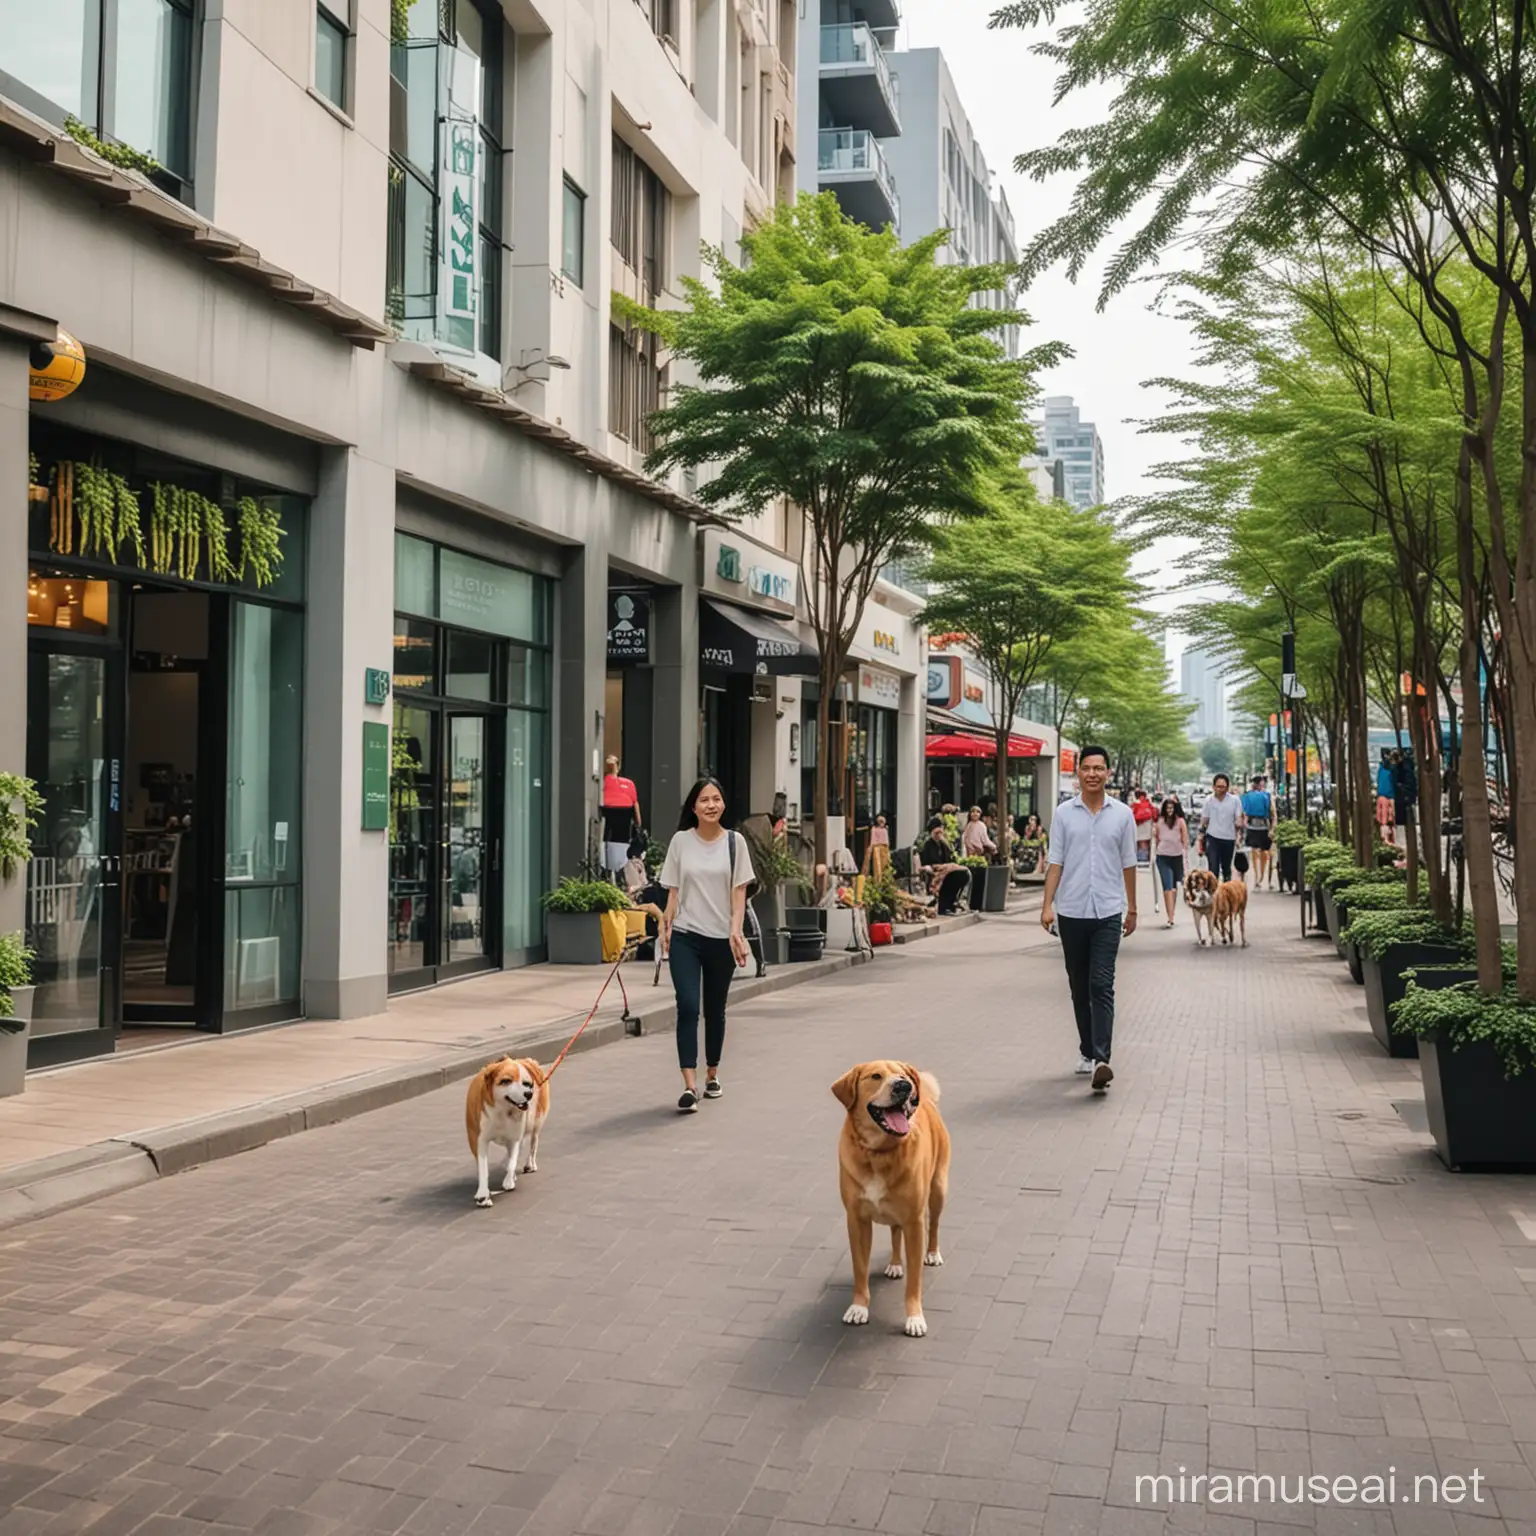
top-left (893, 0), bottom-right (1205, 666)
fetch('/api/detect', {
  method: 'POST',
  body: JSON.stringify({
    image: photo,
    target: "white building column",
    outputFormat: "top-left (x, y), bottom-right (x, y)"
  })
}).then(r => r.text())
top-left (898, 674), bottom-right (925, 851)
top-left (303, 447), bottom-right (395, 1019)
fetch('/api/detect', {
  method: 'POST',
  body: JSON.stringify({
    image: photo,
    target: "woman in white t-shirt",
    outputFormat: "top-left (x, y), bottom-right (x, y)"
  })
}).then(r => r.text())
top-left (660, 778), bottom-right (754, 1113)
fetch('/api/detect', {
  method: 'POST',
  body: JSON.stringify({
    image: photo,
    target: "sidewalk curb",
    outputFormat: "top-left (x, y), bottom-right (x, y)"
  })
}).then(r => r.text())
top-left (0, 913), bottom-right (980, 1232)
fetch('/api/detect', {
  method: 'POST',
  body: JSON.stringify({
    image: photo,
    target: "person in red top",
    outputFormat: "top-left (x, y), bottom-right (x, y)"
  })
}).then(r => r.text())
top-left (601, 755), bottom-right (643, 876)
top-left (1131, 788), bottom-right (1157, 869)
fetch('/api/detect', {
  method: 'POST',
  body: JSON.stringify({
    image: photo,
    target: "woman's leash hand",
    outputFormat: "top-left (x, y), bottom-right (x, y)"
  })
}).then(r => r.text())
top-left (730, 930), bottom-right (750, 967)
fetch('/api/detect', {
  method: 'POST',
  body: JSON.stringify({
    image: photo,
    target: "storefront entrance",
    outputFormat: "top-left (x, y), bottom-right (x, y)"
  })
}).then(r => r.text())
top-left (26, 574), bottom-right (305, 1065)
top-left (388, 701), bottom-right (503, 990)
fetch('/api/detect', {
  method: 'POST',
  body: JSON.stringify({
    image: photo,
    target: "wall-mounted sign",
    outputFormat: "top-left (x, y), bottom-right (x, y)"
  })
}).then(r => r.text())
top-left (700, 529), bottom-right (799, 616)
top-left (748, 565), bottom-right (796, 606)
top-left (441, 117), bottom-right (478, 325)
top-left (963, 677), bottom-right (985, 704)
top-left (362, 722), bottom-right (390, 831)
top-left (859, 666), bottom-right (902, 705)
top-left (364, 667), bottom-right (391, 706)
top-left (926, 656), bottom-right (959, 707)
top-left (1060, 747), bottom-right (1077, 774)
top-left (607, 590), bottom-right (650, 663)
top-left (872, 628), bottom-right (899, 655)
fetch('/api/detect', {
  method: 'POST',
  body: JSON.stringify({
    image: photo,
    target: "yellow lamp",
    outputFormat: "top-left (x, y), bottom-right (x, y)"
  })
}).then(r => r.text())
top-left (29, 329), bottom-right (87, 402)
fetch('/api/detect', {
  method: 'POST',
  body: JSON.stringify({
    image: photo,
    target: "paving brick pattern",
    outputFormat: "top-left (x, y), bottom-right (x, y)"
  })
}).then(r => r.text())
top-left (1, 892), bottom-right (1534, 1534)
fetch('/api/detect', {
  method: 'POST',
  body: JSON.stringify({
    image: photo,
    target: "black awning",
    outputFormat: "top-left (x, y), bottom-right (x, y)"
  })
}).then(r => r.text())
top-left (700, 599), bottom-right (819, 676)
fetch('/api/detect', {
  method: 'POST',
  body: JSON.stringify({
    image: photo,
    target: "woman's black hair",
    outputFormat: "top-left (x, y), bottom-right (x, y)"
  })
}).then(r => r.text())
top-left (678, 776), bottom-right (727, 831)
top-left (1160, 797), bottom-right (1180, 824)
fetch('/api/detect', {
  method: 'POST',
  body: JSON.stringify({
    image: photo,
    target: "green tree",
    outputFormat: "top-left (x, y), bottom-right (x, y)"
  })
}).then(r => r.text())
top-left (1200, 737), bottom-right (1235, 779)
top-left (637, 193), bottom-right (1064, 861)
top-left (921, 480), bottom-right (1134, 838)
top-left (990, 0), bottom-right (1536, 992)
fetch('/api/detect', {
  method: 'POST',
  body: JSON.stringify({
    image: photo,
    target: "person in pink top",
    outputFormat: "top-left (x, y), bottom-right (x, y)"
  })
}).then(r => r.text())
top-left (600, 755), bottom-right (642, 876)
top-left (961, 805), bottom-right (996, 858)
top-left (1151, 797), bottom-right (1189, 928)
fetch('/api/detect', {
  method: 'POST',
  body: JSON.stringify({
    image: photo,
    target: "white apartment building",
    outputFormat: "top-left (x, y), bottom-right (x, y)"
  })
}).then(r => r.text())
top-left (0, 0), bottom-right (798, 1083)
top-left (1033, 394), bottom-right (1106, 511)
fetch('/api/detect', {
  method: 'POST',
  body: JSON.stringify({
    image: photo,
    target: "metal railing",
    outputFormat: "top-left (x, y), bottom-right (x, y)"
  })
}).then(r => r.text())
top-left (817, 128), bottom-right (901, 224)
top-left (819, 23), bottom-right (900, 116)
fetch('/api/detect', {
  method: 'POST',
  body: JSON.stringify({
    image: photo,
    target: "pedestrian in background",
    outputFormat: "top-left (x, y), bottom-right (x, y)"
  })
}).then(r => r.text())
top-left (1040, 744), bottom-right (1138, 1093)
top-left (1200, 773), bottom-right (1243, 881)
top-left (1240, 774), bottom-right (1275, 888)
top-left (1152, 797), bottom-right (1188, 928)
top-left (600, 755), bottom-right (643, 878)
top-left (660, 778), bottom-right (753, 1114)
top-left (1132, 788), bottom-right (1156, 868)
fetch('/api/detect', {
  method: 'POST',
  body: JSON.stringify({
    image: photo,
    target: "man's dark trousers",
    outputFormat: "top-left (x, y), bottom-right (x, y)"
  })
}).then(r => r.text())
top-left (1206, 835), bottom-right (1236, 881)
top-left (1057, 913), bottom-right (1122, 1064)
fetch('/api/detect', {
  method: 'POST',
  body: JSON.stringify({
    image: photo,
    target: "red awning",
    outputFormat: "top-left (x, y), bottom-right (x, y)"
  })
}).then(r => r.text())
top-left (926, 734), bottom-right (1045, 760)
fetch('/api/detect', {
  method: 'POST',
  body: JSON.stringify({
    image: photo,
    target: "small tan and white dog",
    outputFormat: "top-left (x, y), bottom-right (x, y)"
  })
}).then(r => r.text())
top-left (465, 1057), bottom-right (550, 1208)
top-left (1184, 868), bottom-right (1220, 946)
top-left (1213, 878), bottom-right (1249, 948)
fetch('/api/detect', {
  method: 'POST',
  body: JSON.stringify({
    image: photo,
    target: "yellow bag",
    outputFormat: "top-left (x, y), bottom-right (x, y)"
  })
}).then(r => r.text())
top-left (599, 909), bottom-right (629, 963)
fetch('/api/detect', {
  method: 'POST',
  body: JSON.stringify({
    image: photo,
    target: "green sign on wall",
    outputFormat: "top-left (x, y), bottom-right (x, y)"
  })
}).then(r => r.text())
top-left (362, 721), bottom-right (390, 831)
top-left (364, 667), bottom-right (391, 706)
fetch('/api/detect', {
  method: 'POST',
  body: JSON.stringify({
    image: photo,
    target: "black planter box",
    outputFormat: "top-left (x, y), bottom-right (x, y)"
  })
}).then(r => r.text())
top-left (1321, 889), bottom-right (1344, 952)
top-left (978, 865), bottom-right (1010, 912)
top-left (1361, 942), bottom-right (1463, 1057)
top-left (545, 912), bottom-right (609, 965)
top-left (1420, 1033), bottom-right (1536, 1171)
top-left (1344, 940), bottom-right (1364, 985)
top-left (788, 933), bottom-right (826, 963)
top-left (1307, 882), bottom-right (1331, 935)
top-left (1278, 845), bottom-right (1300, 892)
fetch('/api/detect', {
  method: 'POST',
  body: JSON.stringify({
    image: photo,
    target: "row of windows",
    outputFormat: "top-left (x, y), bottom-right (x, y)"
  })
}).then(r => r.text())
top-left (609, 325), bottom-right (666, 454)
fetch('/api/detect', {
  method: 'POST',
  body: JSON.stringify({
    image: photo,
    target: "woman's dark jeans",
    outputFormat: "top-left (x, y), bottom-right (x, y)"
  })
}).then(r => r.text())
top-left (1206, 835), bottom-right (1236, 881)
top-left (669, 928), bottom-right (736, 1070)
top-left (1155, 854), bottom-right (1184, 892)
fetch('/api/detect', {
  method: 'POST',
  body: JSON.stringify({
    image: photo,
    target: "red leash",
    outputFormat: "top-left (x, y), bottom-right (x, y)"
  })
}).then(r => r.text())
top-left (544, 949), bottom-right (633, 1079)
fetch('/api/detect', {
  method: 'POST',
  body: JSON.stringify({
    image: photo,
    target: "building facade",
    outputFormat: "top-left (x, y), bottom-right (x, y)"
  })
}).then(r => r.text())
top-left (796, 0), bottom-right (902, 236)
top-left (1180, 643), bottom-right (1231, 743)
top-left (1, 0), bottom-right (795, 1079)
top-left (1032, 395), bottom-right (1105, 511)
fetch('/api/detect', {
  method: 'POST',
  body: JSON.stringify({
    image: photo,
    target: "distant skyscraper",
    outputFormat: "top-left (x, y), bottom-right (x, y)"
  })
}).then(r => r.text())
top-left (1031, 396), bottom-right (1105, 511)
top-left (1180, 644), bottom-right (1230, 742)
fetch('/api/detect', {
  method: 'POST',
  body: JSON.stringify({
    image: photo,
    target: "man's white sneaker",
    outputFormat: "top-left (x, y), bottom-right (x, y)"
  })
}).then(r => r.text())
top-left (1075, 1056), bottom-right (1094, 1075)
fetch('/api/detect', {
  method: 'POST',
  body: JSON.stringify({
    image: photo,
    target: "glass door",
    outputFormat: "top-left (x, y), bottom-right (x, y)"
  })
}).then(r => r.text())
top-left (24, 644), bottom-right (122, 1066)
top-left (389, 702), bottom-right (439, 989)
top-left (442, 713), bottom-right (499, 977)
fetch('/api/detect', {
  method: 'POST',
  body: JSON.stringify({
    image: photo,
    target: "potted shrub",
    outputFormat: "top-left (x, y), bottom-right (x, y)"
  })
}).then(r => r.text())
top-left (541, 877), bottom-right (631, 964)
top-left (1343, 909), bottom-right (1467, 1057)
top-left (959, 854), bottom-right (990, 911)
top-left (1301, 840), bottom-right (1350, 934)
top-left (1329, 880), bottom-right (1406, 962)
top-left (1393, 980), bottom-right (1536, 1170)
top-left (0, 933), bottom-right (34, 1099)
top-left (747, 834), bottom-right (807, 937)
top-left (1274, 819), bottom-right (1306, 891)
top-left (862, 869), bottom-right (898, 947)
top-left (1320, 867), bottom-right (1401, 952)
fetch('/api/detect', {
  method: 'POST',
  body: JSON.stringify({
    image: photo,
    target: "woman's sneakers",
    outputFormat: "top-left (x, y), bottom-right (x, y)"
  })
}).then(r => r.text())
top-left (677, 1088), bottom-right (699, 1113)
top-left (703, 1077), bottom-right (723, 1099)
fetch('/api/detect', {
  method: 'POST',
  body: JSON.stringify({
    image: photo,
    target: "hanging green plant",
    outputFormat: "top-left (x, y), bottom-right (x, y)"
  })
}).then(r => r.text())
top-left (237, 497), bottom-right (284, 588)
top-left (203, 497), bottom-right (234, 581)
top-left (114, 473), bottom-right (145, 566)
top-left (150, 482), bottom-right (170, 573)
top-left (390, 0), bottom-right (411, 44)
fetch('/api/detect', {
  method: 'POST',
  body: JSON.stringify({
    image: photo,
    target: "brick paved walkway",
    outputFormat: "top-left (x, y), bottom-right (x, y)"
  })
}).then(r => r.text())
top-left (1, 890), bottom-right (1534, 1534)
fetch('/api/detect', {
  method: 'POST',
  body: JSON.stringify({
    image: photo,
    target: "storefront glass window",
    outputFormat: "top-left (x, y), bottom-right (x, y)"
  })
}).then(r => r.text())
top-left (439, 549), bottom-right (546, 642)
top-left (446, 628), bottom-right (499, 702)
top-left (224, 602), bottom-right (304, 1011)
top-left (395, 532), bottom-right (436, 615)
top-left (393, 617), bottom-right (437, 693)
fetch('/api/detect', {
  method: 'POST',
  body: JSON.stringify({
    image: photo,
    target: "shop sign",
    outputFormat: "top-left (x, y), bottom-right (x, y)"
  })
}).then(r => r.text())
top-left (701, 529), bottom-right (798, 615)
top-left (963, 676), bottom-right (986, 704)
top-left (362, 722), bottom-right (390, 831)
top-left (860, 667), bottom-right (902, 704)
top-left (441, 117), bottom-right (478, 325)
top-left (926, 656), bottom-right (959, 706)
top-left (364, 667), bottom-right (391, 706)
top-left (872, 628), bottom-right (899, 656)
top-left (607, 591), bottom-right (650, 663)
top-left (748, 565), bottom-right (796, 606)
top-left (1060, 747), bottom-right (1077, 774)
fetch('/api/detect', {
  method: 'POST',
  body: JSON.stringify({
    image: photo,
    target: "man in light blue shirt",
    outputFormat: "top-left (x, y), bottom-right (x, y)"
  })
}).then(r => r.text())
top-left (1041, 744), bottom-right (1138, 1092)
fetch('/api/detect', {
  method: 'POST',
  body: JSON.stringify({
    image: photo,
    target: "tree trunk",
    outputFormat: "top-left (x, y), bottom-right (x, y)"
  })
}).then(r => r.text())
top-left (994, 737), bottom-right (1010, 863)
top-left (814, 657), bottom-right (834, 872)
top-left (1452, 437), bottom-right (1505, 995)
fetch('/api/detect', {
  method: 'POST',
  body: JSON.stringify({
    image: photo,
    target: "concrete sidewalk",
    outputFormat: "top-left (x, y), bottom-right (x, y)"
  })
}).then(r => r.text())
top-left (0, 908), bottom-right (996, 1229)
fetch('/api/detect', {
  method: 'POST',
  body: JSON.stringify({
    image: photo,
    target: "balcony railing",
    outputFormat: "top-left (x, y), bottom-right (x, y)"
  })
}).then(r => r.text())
top-left (819, 23), bottom-right (900, 114)
top-left (818, 128), bottom-right (900, 226)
